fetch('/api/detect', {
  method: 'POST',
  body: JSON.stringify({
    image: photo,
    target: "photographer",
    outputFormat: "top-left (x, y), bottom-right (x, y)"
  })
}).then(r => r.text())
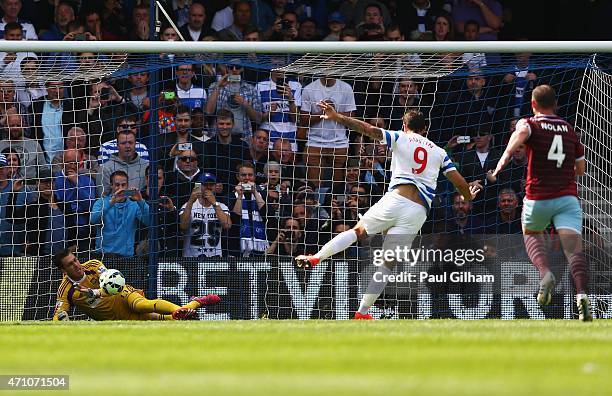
top-left (179, 172), bottom-right (232, 258)
top-left (266, 218), bottom-right (305, 258)
top-left (230, 162), bottom-right (268, 257)
top-left (90, 170), bottom-right (150, 258)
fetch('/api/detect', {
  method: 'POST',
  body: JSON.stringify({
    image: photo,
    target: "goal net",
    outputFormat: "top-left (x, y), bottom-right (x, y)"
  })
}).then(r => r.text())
top-left (0, 45), bottom-right (610, 321)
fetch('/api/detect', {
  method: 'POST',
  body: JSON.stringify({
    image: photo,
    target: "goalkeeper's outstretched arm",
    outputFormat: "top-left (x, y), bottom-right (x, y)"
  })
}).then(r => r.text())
top-left (317, 100), bottom-right (383, 141)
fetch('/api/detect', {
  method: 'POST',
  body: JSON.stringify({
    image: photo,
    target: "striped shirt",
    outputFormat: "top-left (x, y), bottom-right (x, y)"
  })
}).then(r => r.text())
top-left (381, 129), bottom-right (455, 210)
top-left (98, 139), bottom-right (150, 164)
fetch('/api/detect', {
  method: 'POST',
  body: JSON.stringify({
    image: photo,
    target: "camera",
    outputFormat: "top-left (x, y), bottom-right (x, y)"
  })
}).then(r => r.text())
top-left (227, 74), bottom-right (241, 83)
top-left (178, 143), bottom-right (192, 151)
top-left (281, 19), bottom-right (293, 31)
top-left (123, 189), bottom-right (135, 198)
top-left (457, 136), bottom-right (472, 144)
top-left (74, 33), bottom-right (86, 41)
top-left (241, 183), bottom-right (252, 192)
top-left (194, 182), bottom-right (202, 189)
top-left (99, 87), bottom-right (111, 100)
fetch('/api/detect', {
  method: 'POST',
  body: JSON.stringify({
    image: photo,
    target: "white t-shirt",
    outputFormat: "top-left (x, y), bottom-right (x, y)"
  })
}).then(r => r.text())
top-left (0, 19), bottom-right (37, 40)
top-left (211, 6), bottom-right (233, 32)
top-left (180, 200), bottom-right (229, 257)
top-left (301, 78), bottom-right (356, 148)
top-left (381, 129), bottom-right (456, 210)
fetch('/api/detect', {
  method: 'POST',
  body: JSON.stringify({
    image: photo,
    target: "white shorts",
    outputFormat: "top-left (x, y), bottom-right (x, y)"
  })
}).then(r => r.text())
top-left (360, 191), bottom-right (428, 235)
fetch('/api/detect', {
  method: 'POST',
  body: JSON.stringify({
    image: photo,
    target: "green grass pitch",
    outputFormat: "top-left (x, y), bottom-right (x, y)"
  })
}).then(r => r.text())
top-left (1, 320), bottom-right (611, 396)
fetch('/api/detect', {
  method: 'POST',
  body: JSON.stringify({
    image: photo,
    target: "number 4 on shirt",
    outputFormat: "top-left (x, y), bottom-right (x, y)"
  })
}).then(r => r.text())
top-left (547, 134), bottom-right (566, 168)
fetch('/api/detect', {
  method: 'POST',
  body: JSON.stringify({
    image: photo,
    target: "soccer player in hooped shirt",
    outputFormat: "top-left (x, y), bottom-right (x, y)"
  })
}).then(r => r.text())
top-left (179, 172), bottom-right (232, 257)
top-left (52, 250), bottom-right (220, 321)
top-left (295, 103), bottom-right (480, 320)
top-left (492, 84), bottom-right (592, 321)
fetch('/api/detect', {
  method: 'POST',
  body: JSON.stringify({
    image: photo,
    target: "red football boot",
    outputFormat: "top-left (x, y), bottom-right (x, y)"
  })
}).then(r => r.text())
top-left (295, 255), bottom-right (320, 268)
top-left (354, 312), bottom-right (374, 320)
top-left (191, 294), bottom-right (221, 306)
top-left (172, 307), bottom-right (197, 320)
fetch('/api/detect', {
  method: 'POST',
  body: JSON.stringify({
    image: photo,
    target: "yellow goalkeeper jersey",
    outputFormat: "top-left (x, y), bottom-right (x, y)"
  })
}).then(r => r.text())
top-left (53, 259), bottom-right (144, 321)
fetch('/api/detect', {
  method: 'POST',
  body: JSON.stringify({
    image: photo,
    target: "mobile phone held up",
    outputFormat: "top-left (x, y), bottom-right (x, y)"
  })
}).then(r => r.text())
top-left (178, 143), bottom-right (192, 151)
top-left (457, 136), bottom-right (471, 144)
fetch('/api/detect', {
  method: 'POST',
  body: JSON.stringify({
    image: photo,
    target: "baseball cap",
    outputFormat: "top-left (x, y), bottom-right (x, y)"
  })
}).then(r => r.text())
top-left (0, 154), bottom-right (7, 167)
top-left (328, 11), bottom-right (345, 24)
top-left (198, 172), bottom-right (217, 183)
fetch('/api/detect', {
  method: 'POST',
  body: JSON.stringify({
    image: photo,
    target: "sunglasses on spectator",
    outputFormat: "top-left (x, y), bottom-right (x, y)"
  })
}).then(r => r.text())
top-left (229, 65), bottom-right (242, 70)
top-left (179, 156), bottom-right (197, 162)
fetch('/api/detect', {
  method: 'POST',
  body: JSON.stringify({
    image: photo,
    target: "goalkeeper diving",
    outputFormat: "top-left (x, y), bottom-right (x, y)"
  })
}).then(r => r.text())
top-left (295, 103), bottom-right (480, 319)
top-left (52, 249), bottom-right (220, 321)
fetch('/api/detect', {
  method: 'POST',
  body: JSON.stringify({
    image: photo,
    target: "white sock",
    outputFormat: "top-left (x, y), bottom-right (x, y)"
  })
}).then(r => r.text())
top-left (358, 266), bottom-right (392, 315)
top-left (313, 229), bottom-right (358, 261)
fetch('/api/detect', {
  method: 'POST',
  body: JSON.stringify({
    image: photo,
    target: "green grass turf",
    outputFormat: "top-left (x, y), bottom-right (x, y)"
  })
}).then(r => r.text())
top-left (1, 320), bottom-right (611, 396)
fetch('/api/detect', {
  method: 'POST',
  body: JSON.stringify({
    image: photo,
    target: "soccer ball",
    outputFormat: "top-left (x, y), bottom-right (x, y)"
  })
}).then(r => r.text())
top-left (99, 269), bottom-right (125, 295)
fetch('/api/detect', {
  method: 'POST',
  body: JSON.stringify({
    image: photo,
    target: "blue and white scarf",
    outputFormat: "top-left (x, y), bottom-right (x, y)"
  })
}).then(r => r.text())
top-left (240, 195), bottom-right (268, 256)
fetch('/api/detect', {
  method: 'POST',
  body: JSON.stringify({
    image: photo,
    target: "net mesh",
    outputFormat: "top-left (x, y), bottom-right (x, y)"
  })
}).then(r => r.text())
top-left (0, 49), bottom-right (610, 320)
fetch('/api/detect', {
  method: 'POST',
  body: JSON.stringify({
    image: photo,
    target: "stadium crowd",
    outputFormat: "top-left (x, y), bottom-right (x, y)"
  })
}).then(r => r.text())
top-left (0, 0), bottom-right (604, 260)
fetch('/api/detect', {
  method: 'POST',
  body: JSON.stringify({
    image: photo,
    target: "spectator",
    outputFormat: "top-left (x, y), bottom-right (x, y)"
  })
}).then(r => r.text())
top-left (396, 0), bottom-right (441, 40)
top-left (7, 166), bottom-right (67, 255)
top-left (486, 188), bottom-right (521, 234)
top-left (99, 0), bottom-right (127, 40)
top-left (259, 160), bottom-right (291, 218)
top-left (343, 184), bottom-right (371, 222)
top-left (161, 105), bottom-right (206, 171)
top-left (0, 24), bottom-right (37, 94)
top-left (384, 78), bottom-right (429, 130)
top-left (266, 217), bottom-right (305, 257)
top-left (247, 128), bottom-right (269, 183)
top-left (190, 107), bottom-right (209, 142)
top-left (165, 147), bottom-right (202, 213)
top-left (82, 9), bottom-right (104, 41)
top-left (54, 148), bottom-right (97, 251)
top-left (1, 147), bottom-right (21, 179)
top-left (205, 60), bottom-right (262, 137)
top-left (447, 192), bottom-right (486, 235)
top-left (211, 0), bottom-right (234, 32)
top-left (502, 50), bottom-right (538, 118)
top-left (16, 56), bottom-right (45, 107)
top-left (0, 80), bottom-right (28, 124)
top-left (98, 115), bottom-right (149, 164)
top-left (231, 161), bottom-right (268, 257)
top-left (138, 164), bottom-right (178, 257)
top-left (454, 126), bottom-right (502, 216)
top-left (297, 18), bottom-right (320, 41)
top-left (268, 11), bottom-right (298, 41)
top-left (355, 3), bottom-right (387, 37)
top-left (175, 64), bottom-right (207, 111)
top-left (159, 23), bottom-right (180, 41)
top-left (51, 127), bottom-right (99, 179)
top-left (384, 24), bottom-right (405, 41)
top-left (300, 76), bottom-right (356, 190)
top-left (168, 0), bottom-right (190, 27)
top-left (123, 71), bottom-right (150, 112)
top-left (0, 152), bottom-right (31, 256)
top-left (461, 20), bottom-right (487, 69)
top-left (270, 137), bottom-right (307, 189)
top-left (243, 25), bottom-right (260, 41)
top-left (0, 113), bottom-right (45, 179)
top-left (127, 4), bottom-right (150, 41)
top-left (179, 172), bottom-right (232, 257)
top-left (452, 0), bottom-right (502, 64)
top-left (431, 12), bottom-right (454, 41)
top-left (256, 62), bottom-right (301, 150)
top-left (203, 109), bottom-right (248, 193)
top-left (98, 126), bottom-right (149, 197)
top-left (142, 85), bottom-right (177, 136)
top-left (39, 2), bottom-right (74, 41)
top-left (91, 170), bottom-right (150, 258)
top-left (0, 0), bottom-right (37, 40)
top-left (217, 1), bottom-right (255, 41)
top-left (453, 0), bottom-right (502, 41)
top-left (30, 81), bottom-right (69, 163)
top-left (340, 0), bottom-right (391, 29)
top-left (323, 12), bottom-right (345, 41)
top-left (340, 27), bottom-right (358, 41)
top-left (178, 2), bottom-right (213, 41)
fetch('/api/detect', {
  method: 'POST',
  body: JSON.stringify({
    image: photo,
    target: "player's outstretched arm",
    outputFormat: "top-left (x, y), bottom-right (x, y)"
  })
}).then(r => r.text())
top-left (317, 100), bottom-right (383, 141)
top-left (445, 170), bottom-right (481, 201)
top-left (493, 122), bottom-right (530, 177)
